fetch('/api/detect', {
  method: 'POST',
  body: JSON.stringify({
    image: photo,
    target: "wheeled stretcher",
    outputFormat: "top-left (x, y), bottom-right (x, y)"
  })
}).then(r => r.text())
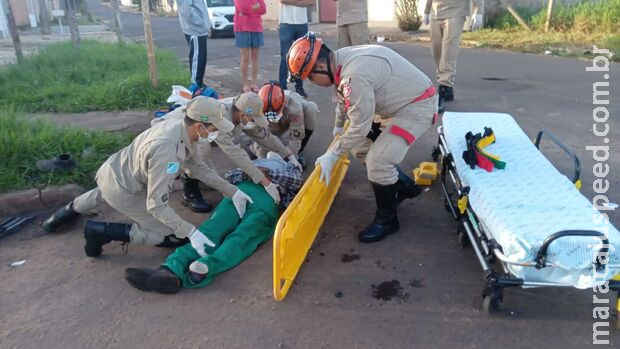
top-left (435, 112), bottom-right (620, 313)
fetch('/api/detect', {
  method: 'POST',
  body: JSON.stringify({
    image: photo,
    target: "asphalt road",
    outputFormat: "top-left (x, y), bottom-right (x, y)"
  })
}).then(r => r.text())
top-left (1, 1), bottom-right (619, 348)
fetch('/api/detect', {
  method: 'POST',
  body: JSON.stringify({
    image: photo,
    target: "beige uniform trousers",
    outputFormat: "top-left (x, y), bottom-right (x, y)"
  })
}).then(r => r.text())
top-left (430, 16), bottom-right (465, 87)
top-left (337, 22), bottom-right (370, 48)
top-left (72, 176), bottom-right (175, 246)
top-left (351, 96), bottom-right (437, 185)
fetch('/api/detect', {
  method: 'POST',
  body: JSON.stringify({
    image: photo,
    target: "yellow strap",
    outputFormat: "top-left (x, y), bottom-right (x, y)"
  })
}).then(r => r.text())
top-left (575, 179), bottom-right (582, 191)
top-left (458, 196), bottom-right (468, 214)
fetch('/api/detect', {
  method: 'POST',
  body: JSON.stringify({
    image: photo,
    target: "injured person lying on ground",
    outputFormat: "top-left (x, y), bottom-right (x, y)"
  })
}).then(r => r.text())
top-left (125, 153), bottom-right (303, 294)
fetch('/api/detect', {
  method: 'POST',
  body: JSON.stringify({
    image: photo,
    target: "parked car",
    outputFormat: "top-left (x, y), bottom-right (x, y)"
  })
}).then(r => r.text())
top-left (207, 0), bottom-right (235, 38)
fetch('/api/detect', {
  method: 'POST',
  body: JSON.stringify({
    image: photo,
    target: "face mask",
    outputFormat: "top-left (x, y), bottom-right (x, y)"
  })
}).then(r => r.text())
top-left (265, 112), bottom-right (282, 123)
top-left (243, 121), bottom-right (256, 130)
top-left (206, 130), bottom-right (219, 142)
top-left (198, 125), bottom-right (218, 144)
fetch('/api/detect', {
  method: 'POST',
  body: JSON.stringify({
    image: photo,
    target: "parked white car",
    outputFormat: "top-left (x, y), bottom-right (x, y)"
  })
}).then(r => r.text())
top-left (207, 0), bottom-right (235, 38)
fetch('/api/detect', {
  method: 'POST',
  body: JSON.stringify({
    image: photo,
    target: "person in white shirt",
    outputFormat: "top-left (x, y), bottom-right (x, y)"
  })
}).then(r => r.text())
top-left (278, 0), bottom-right (314, 98)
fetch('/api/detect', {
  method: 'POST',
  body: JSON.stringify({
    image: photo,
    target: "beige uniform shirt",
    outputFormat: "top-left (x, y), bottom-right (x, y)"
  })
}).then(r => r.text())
top-left (219, 97), bottom-right (293, 160)
top-left (336, 0), bottom-right (368, 26)
top-left (97, 117), bottom-right (237, 238)
top-left (267, 91), bottom-right (306, 154)
top-left (153, 105), bottom-right (267, 185)
top-left (330, 45), bottom-right (433, 156)
top-left (424, 0), bottom-right (484, 20)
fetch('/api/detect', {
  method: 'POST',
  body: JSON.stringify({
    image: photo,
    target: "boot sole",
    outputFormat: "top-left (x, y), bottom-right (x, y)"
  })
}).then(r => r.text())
top-left (83, 230), bottom-right (103, 257)
top-left (125, 268), bottom-right (180, 294)
top-left (358, 224), bottom-right (400, 243)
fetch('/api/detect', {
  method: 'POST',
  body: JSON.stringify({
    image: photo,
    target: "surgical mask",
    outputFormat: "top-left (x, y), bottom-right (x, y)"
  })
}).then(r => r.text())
top-left (243, 121), bottom-right (257, 130)
top-left (198, 125), bottom-right (218, 144)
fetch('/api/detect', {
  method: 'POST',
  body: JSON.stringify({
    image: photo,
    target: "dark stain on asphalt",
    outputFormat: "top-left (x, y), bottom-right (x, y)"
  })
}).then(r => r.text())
top-left (341, 254), bottom-right (360, 263)
top-left (372, 280), bottom-right (407, 301)
top-left (408, 278), bottom-right (425, 288)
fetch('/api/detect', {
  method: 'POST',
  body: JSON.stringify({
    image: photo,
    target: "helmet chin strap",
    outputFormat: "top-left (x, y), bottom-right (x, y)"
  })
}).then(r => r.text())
top-left (312, 60), bottom-right (335, 84)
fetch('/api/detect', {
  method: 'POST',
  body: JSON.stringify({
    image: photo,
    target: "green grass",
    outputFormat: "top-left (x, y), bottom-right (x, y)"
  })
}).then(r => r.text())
top-left (0, 111), bottom-right (132, 193)
top-left (0, 40), bottom-right (187, 113)
top-left (471, 0), bottom-right (619, 60)
top-left (463, 30), bottom-right (619, 61)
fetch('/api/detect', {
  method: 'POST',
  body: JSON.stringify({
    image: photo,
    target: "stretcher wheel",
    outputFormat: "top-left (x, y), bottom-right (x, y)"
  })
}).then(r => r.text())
top-left (456, 222), bottom-right (469, 249)
top-left (482, 295), bottom-right (500, 313)
top-left (431, 146), bottom-right (441, 161)
top-left (482, 286), bottom-right (503, 314)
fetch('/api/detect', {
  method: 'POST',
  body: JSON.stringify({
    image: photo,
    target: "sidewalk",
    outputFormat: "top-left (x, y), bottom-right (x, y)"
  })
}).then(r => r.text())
top-left (262, 19), bottom-right (432, 45)
top-left (0, 24), bottom-right (118, 66)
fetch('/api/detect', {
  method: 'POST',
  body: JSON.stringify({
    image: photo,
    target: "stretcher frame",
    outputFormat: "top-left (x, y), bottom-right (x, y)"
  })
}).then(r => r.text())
top-left (433, 126), bottom-right (620, 314)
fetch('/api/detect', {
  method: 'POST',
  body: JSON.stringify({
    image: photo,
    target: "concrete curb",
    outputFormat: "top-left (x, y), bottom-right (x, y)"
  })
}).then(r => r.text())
top-left (0, 184), bottom-right (85, 217)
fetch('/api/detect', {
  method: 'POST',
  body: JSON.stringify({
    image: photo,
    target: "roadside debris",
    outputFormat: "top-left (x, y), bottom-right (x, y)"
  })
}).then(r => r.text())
top-left (10, 260), bottom-right (26, 267)
top-left (0, 216), bottom-right (35, 239)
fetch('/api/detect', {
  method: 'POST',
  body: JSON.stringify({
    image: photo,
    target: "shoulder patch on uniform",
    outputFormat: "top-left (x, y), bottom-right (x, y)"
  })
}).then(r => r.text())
top-left (167, 162), bottom-right (180, 174)
top-left (338, 77), bottom-right (352, 98)
top-left (161, 192), bottom-right (169, 203)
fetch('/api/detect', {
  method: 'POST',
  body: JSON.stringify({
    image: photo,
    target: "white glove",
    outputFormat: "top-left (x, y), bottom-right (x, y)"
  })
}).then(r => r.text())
top-left (471, 14), bottom-right (483, 31)
top-left (333, 126), bottom-right (344, 136)
top-left (288, 154), bottom-right (303, 172)
top-left (232, 189), bottom-right (254, 218)
top-left (263, 181), bottom-right (281, 204)
top-left (423, 14), bottom-right (430, 25)
top-left (189, 229), bottom-right (216, 257)
top-left (315, 151), bottom-right (339, 187)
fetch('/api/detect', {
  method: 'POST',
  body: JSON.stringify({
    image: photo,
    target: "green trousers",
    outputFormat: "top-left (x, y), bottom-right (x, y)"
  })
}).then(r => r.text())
top-left (163, 181), bottom-right (278, 288)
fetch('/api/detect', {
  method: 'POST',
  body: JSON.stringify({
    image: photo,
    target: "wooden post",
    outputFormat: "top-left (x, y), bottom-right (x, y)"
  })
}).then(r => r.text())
top-left (63, 0), bottom-right (80, 48)
top-left (141, 0), bottom-right (158, 87)
top-left (111, 0), bottom-right (123, 43)
top-left (545, 0), bottom-right (554, 32)
top-left (5, 0), bottom-right (24, 63)
top-left (500, 0), bottom-right (531, 31)
top-left (38, 0), bottom-right (52, 34)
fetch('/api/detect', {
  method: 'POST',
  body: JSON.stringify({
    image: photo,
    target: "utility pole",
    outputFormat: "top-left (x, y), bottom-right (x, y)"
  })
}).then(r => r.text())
top-left (111, 0), bottom-right (123, 43)
top-left (5, 0), bottom-right (24, 63)
top-left (63, 0), bottom-right (80, 48)
top-left (545, 0), bottom-right (554, 32)
top-left (141, 0), bottom-right (158, 87)
top-left (38, 0), bottom-right (52, 34)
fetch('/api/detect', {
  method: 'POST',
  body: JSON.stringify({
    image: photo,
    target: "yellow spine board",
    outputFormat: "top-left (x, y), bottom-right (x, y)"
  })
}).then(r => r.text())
top-left (273, 130), bottom-right (350, 301)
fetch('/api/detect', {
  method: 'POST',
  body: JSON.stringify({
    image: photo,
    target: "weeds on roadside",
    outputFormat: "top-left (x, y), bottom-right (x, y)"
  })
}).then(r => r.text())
top-left (0, 111), bottom-right (132, 193)
top-left (466, 0), bottom-right (619, 60)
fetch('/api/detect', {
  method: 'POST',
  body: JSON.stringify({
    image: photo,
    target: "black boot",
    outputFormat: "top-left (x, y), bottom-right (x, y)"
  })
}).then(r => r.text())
top-left (297, 129), bottom-right (314, 169)
top-left (42, 202), bottom-right (80, 232)
top-left (358, 182), bottom-right (400, 243)
top-left (440, 84), bottom-right (454, 101)
top-left (438, 89), bottom-right (446, 114)
top-left (83, 220), bottom-right (131, 257)
top-left (182, 175), bottom-right (212, 213)
top-left (395, 167), bottom-right (422, 205)
top-left (125, 267), bottom-right (181, 294)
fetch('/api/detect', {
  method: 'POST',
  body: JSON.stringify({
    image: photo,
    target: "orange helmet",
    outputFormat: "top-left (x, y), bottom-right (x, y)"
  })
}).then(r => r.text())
top-left (258, 81), bottom-right (286, 122)
top-left (287, 32), bottom-right (323, 82)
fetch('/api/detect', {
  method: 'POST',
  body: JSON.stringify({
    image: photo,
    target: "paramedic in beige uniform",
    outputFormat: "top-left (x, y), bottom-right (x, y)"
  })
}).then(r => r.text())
top-left (424, 0), bottom-right (484, 112)
top-left (254, 82), bottom-right (319, 168)
top-left (287, 33), bottom-right (438, 243)
top-left (41, 97), bottom-right (256, 257)
top-left (217, 92), bottom-right (303, 171)
top-left (153, 92), bottom-right (299, 203)
top-left (334, 0), bottom-right (369, 48)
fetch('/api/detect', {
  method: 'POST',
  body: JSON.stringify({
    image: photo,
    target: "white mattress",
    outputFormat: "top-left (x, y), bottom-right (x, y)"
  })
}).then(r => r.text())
top-left (442, 112), bottom-right (620, 288)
